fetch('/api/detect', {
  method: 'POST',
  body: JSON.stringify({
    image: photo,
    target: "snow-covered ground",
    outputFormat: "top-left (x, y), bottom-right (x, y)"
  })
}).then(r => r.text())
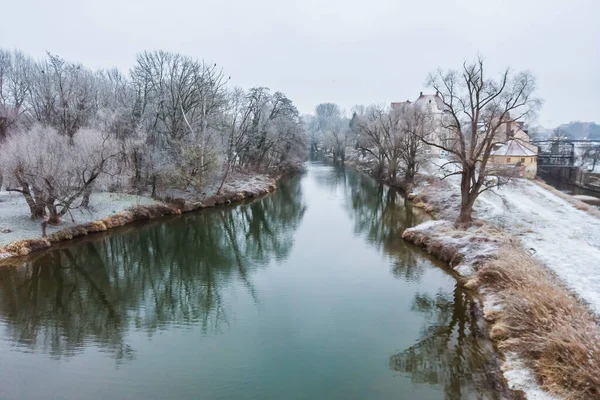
top-left (422, 157), bottom-right (600, 315)
top-left (0, 191), bottom-right (157, 246)
top-left (475, 180), bottom-right (600, 315)
top-left (159, 172), bottom-right (276, 201)
top-left (417, 159), bottom-right (600, 399)
top-left (501, 353), bottom-right (560, 400)
top-left (0, 172), bottom-right (278, 248)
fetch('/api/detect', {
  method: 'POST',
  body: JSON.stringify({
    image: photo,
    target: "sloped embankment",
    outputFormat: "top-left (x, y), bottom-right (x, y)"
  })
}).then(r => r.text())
top-left (403, 220), bottom-right (600, 399)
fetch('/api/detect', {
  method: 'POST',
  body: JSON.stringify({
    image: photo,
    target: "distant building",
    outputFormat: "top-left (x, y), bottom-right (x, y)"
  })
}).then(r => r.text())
top-left (490, 139), bottom-right (538, 179)
top-left (494, 119), bottom-right (537, 153)
top-left (391, 92), bottom-right (451, 154)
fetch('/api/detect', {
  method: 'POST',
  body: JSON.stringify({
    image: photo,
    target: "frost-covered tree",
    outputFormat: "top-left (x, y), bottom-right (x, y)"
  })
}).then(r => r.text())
top-left (353, 104), bottom-right (432, 183)
top-left (0, 47), bottom-right (307, 212)
top-left (396, 104), bottom-right (433, 182)
top-left (307, 102), bottom-right (350, 162)
top-left (0, 126), bottom-right (119, 223)
top-left (27, 53), bottom-right (98, 137)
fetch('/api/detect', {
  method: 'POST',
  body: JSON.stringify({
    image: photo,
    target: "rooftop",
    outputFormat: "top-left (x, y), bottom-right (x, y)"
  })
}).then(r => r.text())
top-left (492, 139), bottom-right (538, 157)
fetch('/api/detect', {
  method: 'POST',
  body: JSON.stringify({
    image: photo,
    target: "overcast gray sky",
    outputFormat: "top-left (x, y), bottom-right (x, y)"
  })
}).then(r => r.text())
top-left (1, 0), bottom-right (598, 127)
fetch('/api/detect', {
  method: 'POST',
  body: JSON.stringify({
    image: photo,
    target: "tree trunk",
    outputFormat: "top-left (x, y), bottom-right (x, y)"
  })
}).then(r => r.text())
top-left (24, 190), bottom-right (46, 219)
top-left (376, 161), bottom-right (384, 180)
top-left (80, 185), bottom-right (92, 208)
top-left (405, 167), bottom-right (414, 183)
top-left (32, 203), bottom-right (46, 219)
top-left (132, 150), bottom-right (142, 188)
top-left (41, 219), bottom-right (48, 238)
top-left (456, 203), bottom-right (473, 226)
top-left (47, 203), bottom-right (62, 225)
top-left (456, 166), bottom-right (476, 226)
top-left (217, 162), bottom-right (231, 195)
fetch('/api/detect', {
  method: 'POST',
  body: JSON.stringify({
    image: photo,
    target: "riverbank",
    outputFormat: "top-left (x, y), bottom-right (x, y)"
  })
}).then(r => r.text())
top-left (341, 155), bottom-right (529, 398)
top-left (402, 163), bottom-right (600, 399)
top-left (0, 169), bottom-right (292, 260)
top-left (0, 161), bottom-right (508, 399)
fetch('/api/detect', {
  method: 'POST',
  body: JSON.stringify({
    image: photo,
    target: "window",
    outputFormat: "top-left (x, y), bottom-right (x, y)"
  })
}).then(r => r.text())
top-left (521, 158), bottom-right (526, 163)
top-left (507, 158), bottom-right (511, 163)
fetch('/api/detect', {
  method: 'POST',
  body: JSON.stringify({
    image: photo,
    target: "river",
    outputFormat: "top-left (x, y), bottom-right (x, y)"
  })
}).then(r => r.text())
top-left (0, 162), bottom-right (503, 399)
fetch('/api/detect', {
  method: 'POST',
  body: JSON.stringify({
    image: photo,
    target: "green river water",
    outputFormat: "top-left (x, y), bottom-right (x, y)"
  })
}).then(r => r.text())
top-left (0, 162), bottom-right (502, 399)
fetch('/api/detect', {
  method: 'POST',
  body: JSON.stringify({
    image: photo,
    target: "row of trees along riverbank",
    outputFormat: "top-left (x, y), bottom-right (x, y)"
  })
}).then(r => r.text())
top-left (307, 56), bottom-right (540, 226)
top-left (0, 51), bottom-right (541, 230)
top-left (0, 49), bottom-right (307, 224)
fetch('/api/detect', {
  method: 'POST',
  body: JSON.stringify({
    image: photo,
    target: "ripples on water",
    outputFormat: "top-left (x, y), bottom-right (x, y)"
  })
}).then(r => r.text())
top-left (0, 162), bottom-right (503, 399)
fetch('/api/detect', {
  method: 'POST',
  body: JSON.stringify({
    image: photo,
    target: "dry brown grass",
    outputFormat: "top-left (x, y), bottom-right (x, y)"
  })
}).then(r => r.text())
top-left (3, 239), bottom-right (51, 255)
top-left (472, 247), bottom-right (600, 399)
top-left (101, 211), bottom-right (134, 228)
top-left (402, 228), bottom-right (463, 266)
top-left (48, 229), bottom-right (74, 242)
top-left (81, 221), bottom-right (108, 233)
top-left (146, 203), bottom-right (181, 216)
top-left (407, 221), bottom-right (600, 399)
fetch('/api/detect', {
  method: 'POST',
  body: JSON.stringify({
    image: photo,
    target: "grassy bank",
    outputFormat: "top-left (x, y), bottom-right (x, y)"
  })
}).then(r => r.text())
top-left (402, 202), bottom-right (600, 399)
top-left (0, 171), bottom-right (284, 260)
top-left (342, 156), bottom-right (525, 397)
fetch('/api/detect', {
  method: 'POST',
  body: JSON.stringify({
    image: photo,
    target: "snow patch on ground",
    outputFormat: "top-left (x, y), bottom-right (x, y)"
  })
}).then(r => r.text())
top-left (417, 159), bottom-right (600, 399)
top-left (0, 191), bottom-right (158, 246)
top-left (423, 159), bottom-right (600, 316)
top-left (160, 172), bottom-right (275, 201)
top-left (221, 174), bottom-right (275, 195)
top-left (475, 180), bottom-right (600, 315)
top-left (501, 353), bottom-right (561, 400)
top-left (0, 173), bottom-right (278, 247)
top-left (405, 219), bottom-right (503, 276)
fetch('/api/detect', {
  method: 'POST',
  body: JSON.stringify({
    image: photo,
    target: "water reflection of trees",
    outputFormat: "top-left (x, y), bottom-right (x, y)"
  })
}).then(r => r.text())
top-left (314, 164), bottom-right (499, 398)
top-left (389, 286), bottom-right (502, 399)
top-left (0, 177), bottom-right (306, 360)
top-left (316, 163), bottom-right (429, 281)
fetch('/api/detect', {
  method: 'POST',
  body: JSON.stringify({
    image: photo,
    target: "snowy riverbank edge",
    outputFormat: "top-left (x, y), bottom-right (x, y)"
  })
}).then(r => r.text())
top-left (343, 154), bottom-right (600, 398)
top-left (0, 172), bottom-right (285, 262)
top-left (402, 195), bottom-right (600, 399)
top-left (341, 158), bottom-right (531, 398)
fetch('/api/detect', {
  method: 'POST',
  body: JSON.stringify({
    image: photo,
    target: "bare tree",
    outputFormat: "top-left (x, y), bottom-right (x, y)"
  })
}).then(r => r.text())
top-left (28, 53), bottom-right (98, 138)
top-left (0, 47), bottom-right (307, 208)
top-left (354, 105), bottom-right (389, 178)
top-left (324, 118), bottom-right (351, 163)
top-left (581, 143), bottom-right (600, 171)
top-left (0, 126), bottom-right (119, 223)
top-left (354, 104), bottom-right (429, 182)
top-left (0, 50), bottom-right (34, 134)
top-left (310, 103), bottom-right (342, 154)
top-left (419, 56), bottom-right (541, 225)
top-left (396, 104), bottom-right (433, 182)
